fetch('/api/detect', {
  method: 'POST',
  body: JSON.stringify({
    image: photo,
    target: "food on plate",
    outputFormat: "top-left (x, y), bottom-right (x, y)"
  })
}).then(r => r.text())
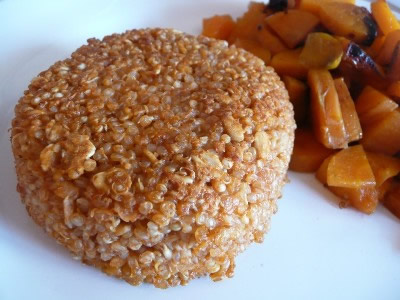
top-left (333, 78), bottom-right (362, 143)
top-left (366, 35), bottom-right (386, 58)
top-left (325, 145), bottom-right (375, 189)
top-left (299, 0), bottom-right (355, 15)
top-left (316, 146), bottom-right (379, 214)
top-left (11, 28), bottom-right (295, 288)
top-left (387, 42), bottom-right (400, 81)
top-left (308, 69), bottom-right (348, 149)
top-left (339, 42), bottom-right (388, 91)
top-left (282, 75), bottom-right (308, 124)
top-left (270, 48), bottom-right (308, 79)
top-left (318, 2), bottom-right (377, 46)
top-left (355, 85), bottom-right (398, 126)
top-left (265, 9), bottom-right (319, 48)
top-left (387, 81), bottom-right (400, 101)
top-left (371, 0), bottom-right (400, 35)
top-left (228, 2), bottom-right (271, 42)
top-left (366, 152), bottom-right (400, 187)
top-left (268, 0), bottom-right (297, 11)
top-left (289, 128), bottom-right (335, 172)
top-left (376, 30), bottom-right (400, 65)
top-left (234, 39), bottom-right (271, 64)
top-left (383, 183), bottom-right (400, 219)
top-left (361, 109), bottom-right (400, 155)
top-left (202, 15), bottom-right (235, 40)
top-left (300, 33), bottom-right (343, 70)
top-left (201, 0), bottom-right (400, 219)
top-left (326, 184), bottom-right (378, 214)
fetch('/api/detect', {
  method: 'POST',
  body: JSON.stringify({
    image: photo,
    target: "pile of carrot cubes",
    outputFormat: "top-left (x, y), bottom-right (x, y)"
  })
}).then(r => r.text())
top-left (202, 0), bottom-right (400, 218)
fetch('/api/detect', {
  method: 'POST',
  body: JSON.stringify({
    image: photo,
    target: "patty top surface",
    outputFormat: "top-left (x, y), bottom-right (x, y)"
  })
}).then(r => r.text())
top-left (11, 28), bottom-right (295, 288)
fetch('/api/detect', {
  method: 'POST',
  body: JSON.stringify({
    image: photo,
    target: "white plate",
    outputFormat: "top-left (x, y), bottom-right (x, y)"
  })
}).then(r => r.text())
top-left (0, 1), bottom-right (399, 299)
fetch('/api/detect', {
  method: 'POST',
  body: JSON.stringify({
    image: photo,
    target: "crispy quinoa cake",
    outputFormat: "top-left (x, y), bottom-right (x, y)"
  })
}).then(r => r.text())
top-left (11, 28), bottom-right (295, 288)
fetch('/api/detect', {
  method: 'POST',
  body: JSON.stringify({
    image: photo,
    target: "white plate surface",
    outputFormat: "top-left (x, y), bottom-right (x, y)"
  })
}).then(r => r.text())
top-left (0, 1), bottom-right (399, 300)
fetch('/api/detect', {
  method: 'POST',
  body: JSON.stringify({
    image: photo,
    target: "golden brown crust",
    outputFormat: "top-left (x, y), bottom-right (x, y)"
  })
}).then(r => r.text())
top-left (11, 28), bottom-right (295, 288)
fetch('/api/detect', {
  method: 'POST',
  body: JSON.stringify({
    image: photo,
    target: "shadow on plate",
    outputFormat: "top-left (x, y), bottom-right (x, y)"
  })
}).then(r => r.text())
top-left (293, 171), bottom-right (400, 222)
top-left (291, 172), bottom-right (338, 209)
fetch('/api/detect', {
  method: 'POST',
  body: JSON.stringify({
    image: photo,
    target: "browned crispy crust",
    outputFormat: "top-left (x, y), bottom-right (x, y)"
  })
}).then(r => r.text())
top-left (11, 28), bottom-right (295, 288)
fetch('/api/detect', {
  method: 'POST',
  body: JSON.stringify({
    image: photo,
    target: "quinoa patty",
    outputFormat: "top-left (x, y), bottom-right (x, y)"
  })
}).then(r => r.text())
top-left (11, 28), bottom-right (295, 288)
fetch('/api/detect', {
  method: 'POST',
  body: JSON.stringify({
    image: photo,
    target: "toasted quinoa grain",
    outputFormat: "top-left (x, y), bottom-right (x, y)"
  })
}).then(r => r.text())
top-left (11, 28), bottom-right (295, 288)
